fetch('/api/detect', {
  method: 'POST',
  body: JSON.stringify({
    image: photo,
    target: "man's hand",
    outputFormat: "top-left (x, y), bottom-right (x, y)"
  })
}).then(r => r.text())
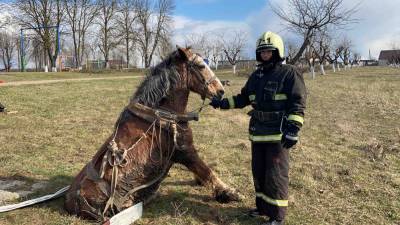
top-left (210, 98), bottom-right (222, 109)
top-left (281, 133), bottom-right (298, 149)
top-left (209, 98), bottom-right (230, 109)
top-left (282, 122), bottom-right (300, 149)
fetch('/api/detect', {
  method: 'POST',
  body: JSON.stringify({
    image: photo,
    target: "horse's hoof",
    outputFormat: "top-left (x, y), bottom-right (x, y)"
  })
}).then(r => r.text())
top-left (214, 188), bottom-right (243, 203)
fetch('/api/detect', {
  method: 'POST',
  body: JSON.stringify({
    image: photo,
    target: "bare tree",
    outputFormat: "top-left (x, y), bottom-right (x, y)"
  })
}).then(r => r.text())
top-left (312, 30), bottom-right (330, 75)
top-left (0, 32), bottom-right (16, 72)
top-left (210, 41), bottom-right (223, 70)
top-left (97, 0), bottom-right (118, 69)
top-left (157, 33), bottom-right (174, 60)
top-left (388, 52), bottom-right (400, 67)
top-left (16, 0), bottom-right (64, 71)
top-left (30, 35), bottom-right (46, 71)
top-left (327, 41), bottom-right (342, 72)
top-left (271, 0), bottom-right (359, 64)
top-left (116, 0), bottom-right (138, 68)
top-left (220, 30), bottom-right (247, 74)
top-left (63, 0), bottom-right (99, 68)
top-left (388, 35), bottom-right (400, 50)
top-left (286, 39), bottom-right (299, 64)
top-left (304, 44), bottom-right (317, 79)
top-left (184, 32), bottom-right (219, 69)
top-left (338, 37), bottom-right (352, 70)
top-left (0, 3), bottom-right (13, 29)
top-left (350, 52), bottom-right (361, 67)
top-left (184, 32), bottom-right (212, 58)
top-left (136, 0), bottom-right (174, 68)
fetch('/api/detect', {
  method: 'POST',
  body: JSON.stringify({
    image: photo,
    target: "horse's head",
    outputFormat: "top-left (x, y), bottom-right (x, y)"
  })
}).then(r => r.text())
top-left (176, 46), bottom-right (225, 100)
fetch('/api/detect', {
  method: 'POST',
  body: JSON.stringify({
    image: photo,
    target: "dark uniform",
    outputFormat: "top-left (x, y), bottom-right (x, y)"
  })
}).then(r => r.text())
top-left (210, 31), bottom-right (307, 223)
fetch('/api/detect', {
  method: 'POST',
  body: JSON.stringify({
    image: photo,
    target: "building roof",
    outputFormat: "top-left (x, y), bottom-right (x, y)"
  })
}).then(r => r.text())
top-left (378, 50), bottom-right (400, 60)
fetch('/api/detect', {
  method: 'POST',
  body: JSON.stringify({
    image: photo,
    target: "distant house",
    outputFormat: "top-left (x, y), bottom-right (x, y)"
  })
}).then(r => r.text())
top-left (359, 59), bottom-right (379, 66)
top-left (378, 50), bottom-right (400, 66)
top-left (108, 59), bottom-right (127, 69)
top-left (83, 59), bottom-right (127, 70)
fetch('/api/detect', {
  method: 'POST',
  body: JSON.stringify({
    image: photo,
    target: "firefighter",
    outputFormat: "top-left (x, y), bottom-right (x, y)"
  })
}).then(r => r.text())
top-left (210, 31), bottom-right (306, 225)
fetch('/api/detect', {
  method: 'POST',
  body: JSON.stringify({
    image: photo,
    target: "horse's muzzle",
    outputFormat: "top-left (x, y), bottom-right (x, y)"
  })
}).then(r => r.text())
top-left (216, 90), bottom-right (225, 100)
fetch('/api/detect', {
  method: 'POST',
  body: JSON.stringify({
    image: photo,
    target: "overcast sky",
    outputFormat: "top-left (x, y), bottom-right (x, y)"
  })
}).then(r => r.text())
top-left (173, 0), bottom-right (400, 59)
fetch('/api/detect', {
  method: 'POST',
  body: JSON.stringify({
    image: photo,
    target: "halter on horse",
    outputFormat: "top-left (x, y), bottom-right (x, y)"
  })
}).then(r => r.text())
top-left (64, 46), bottom-right (241, 221)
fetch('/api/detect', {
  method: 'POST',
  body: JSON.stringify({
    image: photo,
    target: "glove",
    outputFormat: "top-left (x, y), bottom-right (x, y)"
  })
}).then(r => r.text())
top-left (281, 122), bottom-right (300, 149)
top-left (209, 98), bottom-right (230, 109)
top-left (209, 98), bottom-right (222, 109)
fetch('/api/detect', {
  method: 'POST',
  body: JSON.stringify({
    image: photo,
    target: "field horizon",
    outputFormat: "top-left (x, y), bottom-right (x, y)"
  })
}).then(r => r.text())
top-left (0, 67), bottom-right (399, 225)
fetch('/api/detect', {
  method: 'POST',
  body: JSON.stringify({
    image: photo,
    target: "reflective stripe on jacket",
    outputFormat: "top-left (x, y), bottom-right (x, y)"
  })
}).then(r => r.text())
top-left (225, 62), bottom-right (307, 142)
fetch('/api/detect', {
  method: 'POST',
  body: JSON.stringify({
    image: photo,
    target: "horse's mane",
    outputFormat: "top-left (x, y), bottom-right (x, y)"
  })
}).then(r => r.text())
top-left (131, 51), bottom-right (182, 107)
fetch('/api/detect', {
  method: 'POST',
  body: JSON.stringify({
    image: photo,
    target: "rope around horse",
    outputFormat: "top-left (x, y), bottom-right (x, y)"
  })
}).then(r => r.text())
top-left (99, 112), bottom-right (181, 219)
top-left (0, 101), bottom-right (209, 216)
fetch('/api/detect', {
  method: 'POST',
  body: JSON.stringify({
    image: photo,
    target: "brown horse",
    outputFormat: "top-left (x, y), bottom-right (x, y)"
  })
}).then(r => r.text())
top-left (64, 46), bottom-right (241, 221)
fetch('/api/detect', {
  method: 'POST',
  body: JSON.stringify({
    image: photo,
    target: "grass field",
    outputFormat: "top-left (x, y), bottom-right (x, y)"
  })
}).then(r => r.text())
top-left (0, 67), bottom-right (399, 225)
top-left (0, 70), bottom-right (142, 82)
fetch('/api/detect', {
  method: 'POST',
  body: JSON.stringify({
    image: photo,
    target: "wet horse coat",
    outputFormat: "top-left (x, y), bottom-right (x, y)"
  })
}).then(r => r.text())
top-left (64, 47), bottom-right (241, 220)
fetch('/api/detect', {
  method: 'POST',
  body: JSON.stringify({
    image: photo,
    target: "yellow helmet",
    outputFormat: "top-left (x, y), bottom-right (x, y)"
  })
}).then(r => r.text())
top-left (256, 31), bottom-right (284, 61)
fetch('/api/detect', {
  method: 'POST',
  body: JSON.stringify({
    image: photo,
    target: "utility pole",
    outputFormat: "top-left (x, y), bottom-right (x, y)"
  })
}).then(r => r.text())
top-left (368, 49), bottom-right (371, 60)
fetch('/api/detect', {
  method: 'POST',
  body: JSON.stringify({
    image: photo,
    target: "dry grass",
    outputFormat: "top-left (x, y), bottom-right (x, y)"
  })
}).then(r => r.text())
top-left (0, 71), bottom-right (142, 82)
top-left (0, 67), bottom-right (399, 224)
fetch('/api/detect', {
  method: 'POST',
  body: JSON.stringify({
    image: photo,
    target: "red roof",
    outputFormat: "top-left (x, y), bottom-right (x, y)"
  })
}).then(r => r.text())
top-left (378, 50), bottom-right (400, 60)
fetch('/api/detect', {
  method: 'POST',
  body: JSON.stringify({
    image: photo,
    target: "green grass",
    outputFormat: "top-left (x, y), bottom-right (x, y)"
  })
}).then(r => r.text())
top-left (0, 67), bottom-right (399, 224)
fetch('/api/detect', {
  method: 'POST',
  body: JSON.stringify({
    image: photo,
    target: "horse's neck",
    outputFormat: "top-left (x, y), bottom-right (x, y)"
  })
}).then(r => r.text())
top-left (159, 89), bottom-right (189, 114)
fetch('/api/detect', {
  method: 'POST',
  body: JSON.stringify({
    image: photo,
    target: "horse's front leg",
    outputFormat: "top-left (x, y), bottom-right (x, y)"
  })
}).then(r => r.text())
top-left (173, 146), bottom-right (242, 203)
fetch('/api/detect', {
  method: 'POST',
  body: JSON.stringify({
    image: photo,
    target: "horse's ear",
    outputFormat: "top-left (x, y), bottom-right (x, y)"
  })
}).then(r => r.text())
top-left (176, 45), bottom-right (190, 61)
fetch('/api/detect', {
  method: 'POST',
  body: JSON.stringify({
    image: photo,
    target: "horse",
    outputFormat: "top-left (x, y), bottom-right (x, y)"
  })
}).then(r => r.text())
top-left (64, 46), bottom-right (241, 221)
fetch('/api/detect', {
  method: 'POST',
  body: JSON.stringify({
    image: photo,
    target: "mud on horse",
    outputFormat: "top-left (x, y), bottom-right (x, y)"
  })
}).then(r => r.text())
top-left (64, 46), bottom-right (241, 221)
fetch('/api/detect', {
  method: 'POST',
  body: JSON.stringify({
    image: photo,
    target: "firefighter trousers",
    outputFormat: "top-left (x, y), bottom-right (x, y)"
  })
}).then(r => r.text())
top-left (252, 142), bottom-right (289, 221)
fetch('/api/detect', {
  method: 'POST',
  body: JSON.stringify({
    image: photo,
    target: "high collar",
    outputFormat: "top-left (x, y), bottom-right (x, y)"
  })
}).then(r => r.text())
top-left (258, 61), bottom-right (279, 71)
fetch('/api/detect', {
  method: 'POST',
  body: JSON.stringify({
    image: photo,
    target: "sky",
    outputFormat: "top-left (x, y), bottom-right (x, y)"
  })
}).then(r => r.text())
top-left (172, 0), bottom-right (400, 59)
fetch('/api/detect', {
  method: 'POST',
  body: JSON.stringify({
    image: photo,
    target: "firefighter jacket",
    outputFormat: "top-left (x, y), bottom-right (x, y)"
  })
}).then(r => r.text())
top-left (224, 62), bottom-right (307, 142)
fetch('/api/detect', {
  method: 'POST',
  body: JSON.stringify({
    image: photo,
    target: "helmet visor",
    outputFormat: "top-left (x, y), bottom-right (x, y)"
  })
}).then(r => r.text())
top-left (256, 46), bottom-right (277, 52)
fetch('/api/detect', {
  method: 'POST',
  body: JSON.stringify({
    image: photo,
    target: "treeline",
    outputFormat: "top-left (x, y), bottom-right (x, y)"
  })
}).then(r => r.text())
top-left (0, 0), bottom-right (174, 71)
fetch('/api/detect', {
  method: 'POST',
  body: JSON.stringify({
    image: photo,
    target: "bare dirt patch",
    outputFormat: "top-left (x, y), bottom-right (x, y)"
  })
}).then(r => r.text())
top-left (0, 179), bottom-right (48, 203)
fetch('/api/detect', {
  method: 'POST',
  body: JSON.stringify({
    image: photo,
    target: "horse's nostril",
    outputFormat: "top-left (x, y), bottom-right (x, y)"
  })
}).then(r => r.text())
top-left (218, 90), bottom-right (225, 97)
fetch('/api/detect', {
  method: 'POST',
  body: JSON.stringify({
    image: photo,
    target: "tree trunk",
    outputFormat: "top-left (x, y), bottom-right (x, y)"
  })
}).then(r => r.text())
top-left (320, 64), bottom-right (325, 75)
top-left (47, 48), bottom-right (56, 71)
top-left (288, 29), bottom-right (312, 64)
top-left (332, 62), bottom-right (336, 72)
top-left (126, 37), bottom-right (129, 68)
top-left (73, 29), bottom-right (79, 68)
top-left (233, 64), bottom-right (236, 74)
top-left (80, 33), bottom-right (86, 69)
top-left (144, 54), bottom-right (150, 68)
top-left (1, 53), bottom-right (6, 71)
top-left (310, 66), bottom-right (315, 79)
